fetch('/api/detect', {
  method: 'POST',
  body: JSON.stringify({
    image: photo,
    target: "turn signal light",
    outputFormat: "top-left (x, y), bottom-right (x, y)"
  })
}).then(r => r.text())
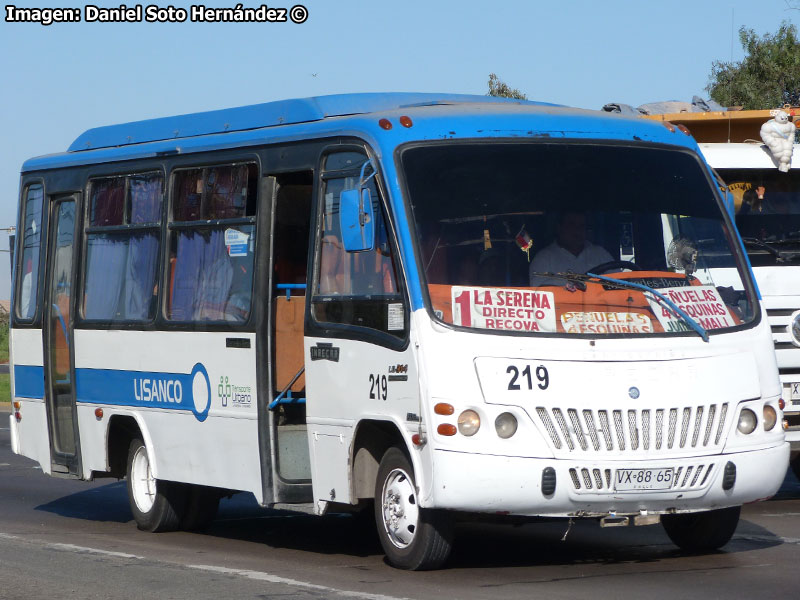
top-left (399, 115), bottom-right (413, 128)
top-left (779, 398), bottom-right (785, 410)
top-left (434, 403), bottom-right (454, 415)
top-left (437, 424), bottom-right (457, 436)
top-left (378, 118), bottom-right (392, 130)
top-left (12, 401), bottom-right (21, 410)
top-left (94, 408), bottom-right (104, 419)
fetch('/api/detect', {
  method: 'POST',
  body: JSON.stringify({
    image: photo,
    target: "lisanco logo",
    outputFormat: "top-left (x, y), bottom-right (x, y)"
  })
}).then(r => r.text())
top-left (310, 342), bottom-right (340, 362)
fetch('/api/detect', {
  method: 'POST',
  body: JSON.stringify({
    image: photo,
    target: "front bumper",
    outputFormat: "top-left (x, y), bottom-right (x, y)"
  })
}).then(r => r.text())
top-left (427, 442), bottom-right (789, 516)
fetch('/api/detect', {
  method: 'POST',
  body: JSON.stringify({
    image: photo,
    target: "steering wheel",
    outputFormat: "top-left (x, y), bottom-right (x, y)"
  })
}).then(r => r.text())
top-left (587, 261), bottom-right (643, 274)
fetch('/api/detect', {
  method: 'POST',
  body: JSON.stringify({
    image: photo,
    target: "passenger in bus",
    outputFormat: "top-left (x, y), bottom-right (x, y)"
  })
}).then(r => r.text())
top-left (529, 211), bottom-right (612, 286)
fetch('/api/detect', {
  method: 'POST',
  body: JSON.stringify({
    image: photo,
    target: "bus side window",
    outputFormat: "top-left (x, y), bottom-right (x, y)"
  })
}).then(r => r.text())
top-left (83, 173), bottom-right (162, 322)
top-left (15, 184), bottom-right (44, 321)
top-left (311, 156), bottom-right (406, 338)
top-left (167, 162), bottom-right (257, 323)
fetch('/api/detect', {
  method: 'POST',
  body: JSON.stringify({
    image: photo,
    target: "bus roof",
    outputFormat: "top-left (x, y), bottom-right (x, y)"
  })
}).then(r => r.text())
top-left (67, 93), bottom-right (556, 152)
top-left (21, 93), bottom-right (697, 173)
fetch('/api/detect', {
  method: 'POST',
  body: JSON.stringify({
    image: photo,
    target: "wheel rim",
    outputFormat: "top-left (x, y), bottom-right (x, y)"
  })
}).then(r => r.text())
top-left (381, 467), bottom-right (419, 549)
top-left (131, 445), bottom-right (156, 514)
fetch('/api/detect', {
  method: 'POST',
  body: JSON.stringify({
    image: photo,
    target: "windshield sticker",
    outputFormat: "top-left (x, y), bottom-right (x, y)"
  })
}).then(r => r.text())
top-left (561, 311), bottom-right (652, 334)
top-left (451, 286), bottom-right (556, 332)
top-left (224, 228), bottom-right (249, 257)
top-left (647, 285), bottom-right (735, 332)
top-left (387, 303), bottom-right (404, 331)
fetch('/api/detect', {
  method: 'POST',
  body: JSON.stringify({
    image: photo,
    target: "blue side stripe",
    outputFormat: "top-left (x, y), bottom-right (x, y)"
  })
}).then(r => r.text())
top-left (13, 365), bottom-right (45, 398)
top-left (12, 363), bottom-right (212, 422)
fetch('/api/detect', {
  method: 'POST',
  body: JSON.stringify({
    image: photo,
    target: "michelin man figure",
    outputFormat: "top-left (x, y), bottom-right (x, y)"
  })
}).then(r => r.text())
top-left (760, 110), bottom-right (796, 172)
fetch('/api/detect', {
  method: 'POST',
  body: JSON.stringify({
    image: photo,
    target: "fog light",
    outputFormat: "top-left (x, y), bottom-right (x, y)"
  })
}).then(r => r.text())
top-left (737, 408), bottom-right (757, 434)
top-left (495, 412), bottom-right (518, 439)
top-left (457, 410), bottom-right (480, 436)
top-left (763, 405), bottom-right (777, 431)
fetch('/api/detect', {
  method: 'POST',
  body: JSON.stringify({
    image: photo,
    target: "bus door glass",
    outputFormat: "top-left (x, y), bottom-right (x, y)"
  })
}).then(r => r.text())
top-left (43, 196), bottom-right (81, 475)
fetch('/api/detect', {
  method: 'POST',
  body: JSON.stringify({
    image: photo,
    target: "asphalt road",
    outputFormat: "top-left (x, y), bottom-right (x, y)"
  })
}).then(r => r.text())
top-left (2, 408), bottom-right (800, 600)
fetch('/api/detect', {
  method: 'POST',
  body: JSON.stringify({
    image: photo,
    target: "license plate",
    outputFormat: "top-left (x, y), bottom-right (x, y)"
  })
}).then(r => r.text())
top-left (791, 383), bottom-right (800, 403)
top-left (614, 468), bottom-right (674, 491)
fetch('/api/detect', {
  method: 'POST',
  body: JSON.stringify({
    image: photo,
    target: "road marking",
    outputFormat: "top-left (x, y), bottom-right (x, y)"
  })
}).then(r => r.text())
top-left (0, 463), bottom-right (10, 467)
top-left (48, 543), bottom-right (145, 560)
top-left (187, 565), bottom-right (410, 600)
top-left (0, 533), bottom-right (408, 600)
top-left (735, 533), bottom-right (800, 545)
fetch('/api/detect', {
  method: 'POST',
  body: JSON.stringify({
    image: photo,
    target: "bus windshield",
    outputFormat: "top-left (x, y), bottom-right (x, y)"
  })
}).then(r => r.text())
top-left (402, 142), bottom-right (757, 337)
top-left (723, 168), bottom-right (800, 267)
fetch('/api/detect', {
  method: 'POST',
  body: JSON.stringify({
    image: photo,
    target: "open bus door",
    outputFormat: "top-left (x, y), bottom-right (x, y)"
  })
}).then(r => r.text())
top-left (42, 195), bottom-right (82, 477)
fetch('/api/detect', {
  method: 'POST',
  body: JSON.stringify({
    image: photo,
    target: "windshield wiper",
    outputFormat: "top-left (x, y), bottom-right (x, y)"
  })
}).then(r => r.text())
top-left (585, 272), bottom-right (709, 342)
top-left (740, 237), bottom-right (798, 262)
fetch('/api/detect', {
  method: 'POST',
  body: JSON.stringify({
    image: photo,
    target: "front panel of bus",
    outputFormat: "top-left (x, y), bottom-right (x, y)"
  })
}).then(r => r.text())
top-left (396, 139), bottom-right (787, 516)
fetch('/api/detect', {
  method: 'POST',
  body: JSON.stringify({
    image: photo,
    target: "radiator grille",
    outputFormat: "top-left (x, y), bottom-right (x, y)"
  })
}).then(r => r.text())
top-left (537, 404), bottom-right (729, 456)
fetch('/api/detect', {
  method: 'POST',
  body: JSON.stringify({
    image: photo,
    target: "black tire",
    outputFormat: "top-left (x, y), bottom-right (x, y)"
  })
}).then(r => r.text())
top-left (126, 438), bottom-right (187, 532)
top-left (180, 485), bottom-right (220, 531)
top-left (661, 506), bottom-right (741, 552)
top-left (374, 447), bottom-right (453, 570)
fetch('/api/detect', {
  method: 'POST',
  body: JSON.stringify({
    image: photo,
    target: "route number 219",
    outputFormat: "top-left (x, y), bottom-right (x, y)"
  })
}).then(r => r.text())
top-left (506, 364), bottom-right (549, 391)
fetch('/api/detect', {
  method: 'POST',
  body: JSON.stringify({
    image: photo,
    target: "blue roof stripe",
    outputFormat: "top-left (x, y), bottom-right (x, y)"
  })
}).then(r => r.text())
top-left (67, 93), bottom-right (555, 152)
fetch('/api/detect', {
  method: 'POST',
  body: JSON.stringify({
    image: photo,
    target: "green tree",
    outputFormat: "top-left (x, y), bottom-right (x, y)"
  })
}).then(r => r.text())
top-left (707, 21), bottom-right (800, 109)
top-left (487, 73), bottom-right (527, 100)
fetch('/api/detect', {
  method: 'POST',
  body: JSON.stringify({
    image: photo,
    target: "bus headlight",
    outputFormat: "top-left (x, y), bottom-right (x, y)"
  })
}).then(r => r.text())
top-left (788, 310), bottom-right (800, 347)
top-left (763, 405), bottom-right (777, 431)
top-left (458, 410), bottom-right (481, 436)
top-left (737, 408), bottom-right (757, 434)
top-left (495, 412), bottom-right (518, 439)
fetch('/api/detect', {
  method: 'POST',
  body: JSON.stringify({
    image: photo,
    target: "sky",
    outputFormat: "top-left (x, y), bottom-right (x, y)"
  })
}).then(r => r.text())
top-left (0, 0), bottom-right (797, 300)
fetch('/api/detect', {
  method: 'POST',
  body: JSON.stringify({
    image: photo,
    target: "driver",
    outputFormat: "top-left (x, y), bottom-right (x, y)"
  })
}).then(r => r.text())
top-left (529, 211), bottom-right (613, 286)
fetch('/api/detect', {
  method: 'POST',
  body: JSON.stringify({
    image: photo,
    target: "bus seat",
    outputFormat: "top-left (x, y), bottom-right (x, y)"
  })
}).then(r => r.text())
top-left (275, 294), bottom-right (305, 392)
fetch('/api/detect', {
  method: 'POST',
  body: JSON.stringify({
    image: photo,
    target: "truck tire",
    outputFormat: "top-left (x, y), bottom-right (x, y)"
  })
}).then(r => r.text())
top-left (661, 506), bottom-right (741, 552)
top-left (374, 447), bottom-right (453, 570)
top-left (126, 438), bottom-right (187, 532)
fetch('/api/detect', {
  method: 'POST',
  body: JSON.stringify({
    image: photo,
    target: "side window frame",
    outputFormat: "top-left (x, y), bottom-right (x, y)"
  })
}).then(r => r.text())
top-left (307, 145), bottom-right (409, 350)
top-left (14, 181), bottom-right (47, 325)
top-left (165, 160), bottom-right (260, 327)
top-left (80, 171), bottom-right (165, 325)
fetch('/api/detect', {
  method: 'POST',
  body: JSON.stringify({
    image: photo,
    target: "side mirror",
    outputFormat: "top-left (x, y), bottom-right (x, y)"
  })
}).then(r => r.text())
top-left (339, 161), bottom-right (377, 252)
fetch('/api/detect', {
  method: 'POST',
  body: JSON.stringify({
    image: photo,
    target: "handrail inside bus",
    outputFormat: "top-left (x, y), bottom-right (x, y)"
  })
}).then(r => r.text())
top-left (269, 366), bottom-right (306, 410)
top-left (276, 283), bottom-right (307, 299)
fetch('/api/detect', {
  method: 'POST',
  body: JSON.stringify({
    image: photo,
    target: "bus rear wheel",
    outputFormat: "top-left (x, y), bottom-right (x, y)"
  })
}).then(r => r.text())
top-left (374, 447), bottom-right (453, 570)
top-left (661, 506), bottom-right (741, 552)
top-left (126, 438), bottom-right (187, 532)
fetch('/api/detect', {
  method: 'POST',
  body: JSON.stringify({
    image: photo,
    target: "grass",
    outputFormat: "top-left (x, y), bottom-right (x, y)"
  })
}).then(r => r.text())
top-left (0, 373), bottom-right (9, 405)
top-left (0, 313), bottom-right (7, 363)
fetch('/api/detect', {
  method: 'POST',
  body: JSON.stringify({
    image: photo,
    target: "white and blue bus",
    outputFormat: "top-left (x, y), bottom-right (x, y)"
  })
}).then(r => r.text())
top-left (9, 94), bottom-right (788, 570)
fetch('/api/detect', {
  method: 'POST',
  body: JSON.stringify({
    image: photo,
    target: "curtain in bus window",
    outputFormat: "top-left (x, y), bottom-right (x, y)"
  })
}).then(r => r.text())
top-left (171, 230), bottom-right (233, 321)
top-left (18, 185), bottom-right (43, 320)
top-left (123, 234), bottom-right (159, 320)
top-left (130, 174), bottom-right (162, 224)
top-left (84, 235), bottom-right (127, 320)
top-left (90, 178), bottom-right (125, 226)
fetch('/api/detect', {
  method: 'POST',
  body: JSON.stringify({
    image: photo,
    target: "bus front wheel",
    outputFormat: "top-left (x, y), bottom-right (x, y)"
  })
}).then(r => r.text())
top-left (374, 447), bottom-right (453, 570)
top-left (126, 438), bottom-right (187, 532)
top-left (661, 506), bottom-right (741, 552)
